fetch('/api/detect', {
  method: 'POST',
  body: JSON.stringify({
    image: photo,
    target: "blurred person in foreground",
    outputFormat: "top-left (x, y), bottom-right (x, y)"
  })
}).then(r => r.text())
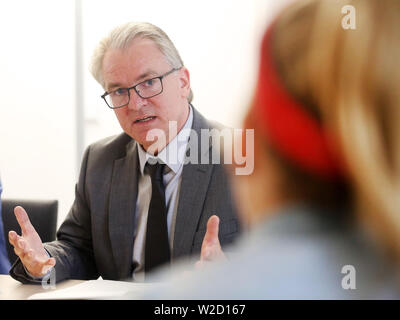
top-left (139, 0), bottom-right (400, 299)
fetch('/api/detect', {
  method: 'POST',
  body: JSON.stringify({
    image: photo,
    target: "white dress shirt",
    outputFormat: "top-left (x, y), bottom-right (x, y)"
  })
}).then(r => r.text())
top-left (132, 106), bottom-right (193, 281)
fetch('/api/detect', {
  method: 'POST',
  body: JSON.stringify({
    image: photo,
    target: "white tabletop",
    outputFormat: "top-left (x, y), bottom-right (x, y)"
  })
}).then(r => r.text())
top-left (0, 274), bottom-right (84, 300)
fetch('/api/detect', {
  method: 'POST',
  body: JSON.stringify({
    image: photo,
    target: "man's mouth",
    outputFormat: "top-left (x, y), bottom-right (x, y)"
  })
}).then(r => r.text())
top-left (134, 116), bottom-right (156, 123)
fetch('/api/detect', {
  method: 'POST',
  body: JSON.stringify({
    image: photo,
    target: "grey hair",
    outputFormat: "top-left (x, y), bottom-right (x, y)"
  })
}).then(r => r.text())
top-left (90, 21), bottom-right (193, 102)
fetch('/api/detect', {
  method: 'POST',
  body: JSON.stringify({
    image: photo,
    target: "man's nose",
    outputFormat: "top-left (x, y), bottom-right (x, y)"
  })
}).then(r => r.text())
top-left (127, 90), bottom-right (147, 111)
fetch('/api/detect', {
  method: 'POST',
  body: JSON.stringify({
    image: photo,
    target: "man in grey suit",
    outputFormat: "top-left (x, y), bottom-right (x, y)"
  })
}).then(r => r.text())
top-left (8, 22), bottom-right (240, 283)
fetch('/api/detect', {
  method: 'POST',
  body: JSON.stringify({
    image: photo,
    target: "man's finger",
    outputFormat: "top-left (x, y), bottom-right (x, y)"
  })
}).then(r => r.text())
top-left (15, 240), bottom-right (30, 259)
top-left (17, 237), bottom-right (26, 249)
top-left (46, 257), bottom-right (56, 267)
top-left (10, 233), bottom-right (25, 251)
top-left (199, 215), bottom-right (222, 262)
top-left (202, 215), bottom-right (220, 246)
top-left (41, 258), bottom-right (56, 275)
top-left (13, 237), bottom-right (29, 257)
top-left (8, 230), bottom-right (18, 247)
top-left (14, 206), bottom-right (34, 235)
top-left (198, 215), bottom-right (227, 264)
top-left (14, 245), bottom-right (24, 257)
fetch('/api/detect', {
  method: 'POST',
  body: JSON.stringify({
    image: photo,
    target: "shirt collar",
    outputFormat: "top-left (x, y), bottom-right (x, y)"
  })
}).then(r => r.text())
top-left (137, 104), bottom-right (193, 175)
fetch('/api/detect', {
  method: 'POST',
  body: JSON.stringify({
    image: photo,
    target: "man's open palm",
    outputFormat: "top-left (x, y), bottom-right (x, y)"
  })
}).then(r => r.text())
top-left (8, 206), bottom-right (56, 277)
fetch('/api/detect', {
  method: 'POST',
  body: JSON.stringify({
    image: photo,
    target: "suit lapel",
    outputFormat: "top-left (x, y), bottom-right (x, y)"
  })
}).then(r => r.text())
top-left (173, 108), bottom-right (213, 260)
top-left (108, 139), bottom-right (138, 279)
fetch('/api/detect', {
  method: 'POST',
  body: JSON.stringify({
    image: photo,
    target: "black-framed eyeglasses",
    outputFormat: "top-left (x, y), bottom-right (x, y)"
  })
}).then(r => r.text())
top-left (101, 68), bottom-right (180, 109)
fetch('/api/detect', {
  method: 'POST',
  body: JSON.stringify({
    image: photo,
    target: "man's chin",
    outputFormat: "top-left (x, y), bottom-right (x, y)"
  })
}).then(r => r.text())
top-left (126, 121), bottom-right (168, 152)
top-left (133, 134), bottom-right (167, 154)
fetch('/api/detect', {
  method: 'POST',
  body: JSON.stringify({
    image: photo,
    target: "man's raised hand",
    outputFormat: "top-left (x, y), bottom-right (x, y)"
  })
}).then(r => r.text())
top-left (196, 215), bottom-right (226, 269)
top-left (8, 206), bottom-right (56, 277)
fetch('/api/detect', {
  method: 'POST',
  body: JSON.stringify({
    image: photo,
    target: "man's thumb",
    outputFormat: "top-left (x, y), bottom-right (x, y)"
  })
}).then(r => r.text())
top-left (203, 215), bottom-right (220, 245)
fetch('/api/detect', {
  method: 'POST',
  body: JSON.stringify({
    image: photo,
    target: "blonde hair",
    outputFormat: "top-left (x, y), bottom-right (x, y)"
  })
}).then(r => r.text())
top-left (270, 0), bottom-right (400, 260)
top-left (90, 22), bottom-right (193, 102)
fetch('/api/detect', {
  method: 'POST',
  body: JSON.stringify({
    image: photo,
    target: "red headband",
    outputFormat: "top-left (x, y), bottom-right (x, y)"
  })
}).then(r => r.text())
top-left (253, 26), bottom-right (343, 179)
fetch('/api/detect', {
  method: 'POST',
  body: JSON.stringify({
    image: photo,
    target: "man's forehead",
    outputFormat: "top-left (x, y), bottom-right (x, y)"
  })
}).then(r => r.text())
top-left (105, 37), bottom-right (165, 66)
top-left (102, 39), bottom-right (169, 89)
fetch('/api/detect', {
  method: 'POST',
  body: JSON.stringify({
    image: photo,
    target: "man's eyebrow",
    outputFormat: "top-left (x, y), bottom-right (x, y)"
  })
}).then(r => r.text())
top-left (106, 70), bottom-right (158, 92)
top-left (107, 82), bottom-right (122, 92)
top-left (135, 70), bottom-right (158, 83)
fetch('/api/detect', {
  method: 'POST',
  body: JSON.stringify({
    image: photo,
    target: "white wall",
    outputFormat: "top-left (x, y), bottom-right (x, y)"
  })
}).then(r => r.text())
top-left (82, 0), bottom-right (283, 146)
top-left (0, 1), bottom-right (76, 227)
top-left (0, 0), bottom-right (288, 227)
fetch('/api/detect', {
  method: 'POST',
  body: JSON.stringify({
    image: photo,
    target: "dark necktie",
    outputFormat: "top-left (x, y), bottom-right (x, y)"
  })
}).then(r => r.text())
top-left (144, 162), bottom-right (170, 275)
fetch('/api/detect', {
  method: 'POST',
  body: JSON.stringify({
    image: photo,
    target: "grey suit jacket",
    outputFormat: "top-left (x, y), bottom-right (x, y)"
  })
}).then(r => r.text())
top-left (10, 107), bottom-right (240, 283)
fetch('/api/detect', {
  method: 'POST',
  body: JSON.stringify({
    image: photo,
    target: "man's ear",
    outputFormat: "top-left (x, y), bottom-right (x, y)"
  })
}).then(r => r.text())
top-left (178, 67), bottom-right (191, 98)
